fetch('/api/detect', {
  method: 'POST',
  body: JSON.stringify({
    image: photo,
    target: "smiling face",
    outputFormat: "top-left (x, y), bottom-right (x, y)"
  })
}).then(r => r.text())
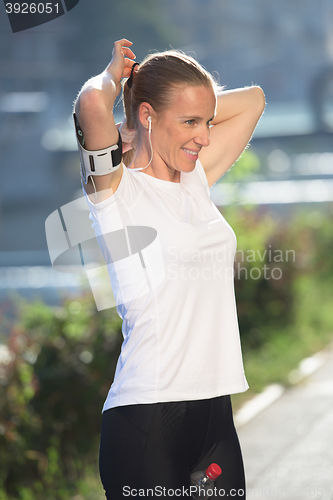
top-left (149, 84), bottom-right (216, 181)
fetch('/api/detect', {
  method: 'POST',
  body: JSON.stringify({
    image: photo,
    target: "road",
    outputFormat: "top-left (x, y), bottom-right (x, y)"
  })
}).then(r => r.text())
top-left (237, 343), bottom-right (333, 500)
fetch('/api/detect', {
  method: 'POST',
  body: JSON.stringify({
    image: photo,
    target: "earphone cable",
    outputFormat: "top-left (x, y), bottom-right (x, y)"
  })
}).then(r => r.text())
top-left (90, 120), bottom-right (153, 200)
top-left (130, 120), bottom-right (153, 171)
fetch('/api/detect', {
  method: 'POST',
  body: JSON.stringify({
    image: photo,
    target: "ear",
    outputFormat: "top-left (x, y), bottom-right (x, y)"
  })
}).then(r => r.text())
top-left (138, 102), bottom-right (155, 129)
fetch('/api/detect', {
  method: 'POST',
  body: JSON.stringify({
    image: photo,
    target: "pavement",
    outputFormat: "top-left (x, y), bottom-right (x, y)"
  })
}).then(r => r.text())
top-left (236, 342), bottom-right (333, 500)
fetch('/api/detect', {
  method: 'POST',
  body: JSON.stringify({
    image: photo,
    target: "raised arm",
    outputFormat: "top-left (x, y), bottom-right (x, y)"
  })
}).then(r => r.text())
top-left (73, 39), bottom-right (136, 202)
top-left (199, 86), bottom-right (266, 188)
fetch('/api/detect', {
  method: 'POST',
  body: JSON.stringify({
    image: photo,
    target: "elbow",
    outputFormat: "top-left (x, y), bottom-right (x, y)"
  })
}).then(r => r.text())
top-left (252, 86), bottom-right (266, 113)
top-left (74, 87), bottom-right (108, 123)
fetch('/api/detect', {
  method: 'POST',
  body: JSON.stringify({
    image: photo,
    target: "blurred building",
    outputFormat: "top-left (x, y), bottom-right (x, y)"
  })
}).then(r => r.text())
top-left (164, 0), bottom-right (333, 104)
top-left (0, 0), bottom-right (333, 301)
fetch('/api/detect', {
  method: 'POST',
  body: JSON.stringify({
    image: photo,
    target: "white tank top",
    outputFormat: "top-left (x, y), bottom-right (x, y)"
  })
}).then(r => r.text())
top-left (83, 159), bottom-right (248, 411)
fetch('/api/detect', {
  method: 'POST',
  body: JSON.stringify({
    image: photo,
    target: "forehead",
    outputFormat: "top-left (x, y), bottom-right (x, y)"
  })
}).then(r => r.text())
top-left (166, 84), bottom-right (216, 116)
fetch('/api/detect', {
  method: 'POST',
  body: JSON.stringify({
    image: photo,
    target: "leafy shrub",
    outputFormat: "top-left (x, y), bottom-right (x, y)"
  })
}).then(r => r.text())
top-left (224, 203), bottom-right (333, 354)
top-left (0, 293), bottom-right (122, 499)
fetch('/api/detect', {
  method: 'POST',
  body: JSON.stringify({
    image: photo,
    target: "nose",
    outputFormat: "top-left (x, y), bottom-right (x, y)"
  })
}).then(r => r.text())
top-left (194, 124), bottom-right (210, 147)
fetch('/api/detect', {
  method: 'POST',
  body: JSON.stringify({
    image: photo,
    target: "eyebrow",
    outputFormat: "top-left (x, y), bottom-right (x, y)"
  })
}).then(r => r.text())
top-left (180, 116), bottom-right (215, 121)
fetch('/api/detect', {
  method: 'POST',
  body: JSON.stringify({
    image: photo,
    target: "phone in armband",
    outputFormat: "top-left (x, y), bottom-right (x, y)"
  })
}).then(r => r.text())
top-left (73, 112), bottom-right (122, 184)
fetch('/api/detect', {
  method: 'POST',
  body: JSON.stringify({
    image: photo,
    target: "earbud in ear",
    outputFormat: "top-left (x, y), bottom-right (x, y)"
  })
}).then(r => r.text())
top-left (147, 116), bottom-right (151, 123)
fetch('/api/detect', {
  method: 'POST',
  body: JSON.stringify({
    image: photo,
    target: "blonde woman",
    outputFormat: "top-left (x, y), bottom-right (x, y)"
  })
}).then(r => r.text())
top-left (74, 38), bottom-right (265, 499)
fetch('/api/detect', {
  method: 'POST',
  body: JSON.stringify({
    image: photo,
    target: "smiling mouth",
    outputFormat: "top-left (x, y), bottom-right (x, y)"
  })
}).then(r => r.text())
top-left (182, 148), bottom-right (200, 158)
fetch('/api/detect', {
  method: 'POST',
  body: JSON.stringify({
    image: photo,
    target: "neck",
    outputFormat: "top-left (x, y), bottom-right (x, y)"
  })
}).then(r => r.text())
top-left (129, 142), bottom-right (181, 183)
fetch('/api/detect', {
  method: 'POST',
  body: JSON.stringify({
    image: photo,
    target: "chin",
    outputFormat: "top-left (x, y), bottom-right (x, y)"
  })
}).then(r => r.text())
top-left (183, 162), bottom-right (197, 172)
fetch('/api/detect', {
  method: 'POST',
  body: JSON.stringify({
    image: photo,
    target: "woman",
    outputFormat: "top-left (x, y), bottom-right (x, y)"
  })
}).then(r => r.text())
top-left (74, 38), bottom-right (265, 499)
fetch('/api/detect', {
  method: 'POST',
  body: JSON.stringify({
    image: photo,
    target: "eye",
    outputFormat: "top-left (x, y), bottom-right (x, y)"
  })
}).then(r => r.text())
top-left (185, 119), bottom-right (195, 126)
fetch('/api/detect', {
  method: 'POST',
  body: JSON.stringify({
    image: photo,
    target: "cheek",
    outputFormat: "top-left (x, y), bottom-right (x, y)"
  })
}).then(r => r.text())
top-left (167, 127), bottom-right (185, 147)
top-left (154, 121), bottom-right (185, 158)
top-left (157, 127), bottom-right (178, 152)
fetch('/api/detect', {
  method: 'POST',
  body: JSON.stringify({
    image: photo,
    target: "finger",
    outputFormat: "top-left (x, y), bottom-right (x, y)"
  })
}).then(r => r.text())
top-left (114, 38), bottom-right (133, 49)
top-left (124, 58), bottom-right (137, 68)
top-left (122, 61), bottom-right (139, 78)
top-left (113, 39), bottom-right (133, 56)
top-left (112, 39), bottom-right (131, 58)
top-left (122, 67), bottom-right (134, 78)
top-left (122, 46), bottom-right (136, 60)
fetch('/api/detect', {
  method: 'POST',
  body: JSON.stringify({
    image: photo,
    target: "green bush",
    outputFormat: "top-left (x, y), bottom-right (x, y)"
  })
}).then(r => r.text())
top-left (0, 293), bottom-right (122, 499)
top-left (222, 204), bottom-right (333, 345)
top-left (225, 204), bottom-right (333, 395)
top-left (0, 203), bottom-right (333, 498)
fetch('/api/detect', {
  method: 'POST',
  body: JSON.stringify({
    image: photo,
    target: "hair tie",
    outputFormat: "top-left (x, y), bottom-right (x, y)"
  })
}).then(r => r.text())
top-left (127, 62), bottom-right (139, 89)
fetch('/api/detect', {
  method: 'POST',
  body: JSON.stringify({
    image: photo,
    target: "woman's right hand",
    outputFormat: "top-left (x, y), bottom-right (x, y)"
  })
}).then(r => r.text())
top-left (106, 39), bottom-right (136, 95)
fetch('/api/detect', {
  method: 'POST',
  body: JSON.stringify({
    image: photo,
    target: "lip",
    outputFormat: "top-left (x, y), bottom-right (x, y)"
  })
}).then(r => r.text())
top-left (182, 148), bottom-right (200, 161)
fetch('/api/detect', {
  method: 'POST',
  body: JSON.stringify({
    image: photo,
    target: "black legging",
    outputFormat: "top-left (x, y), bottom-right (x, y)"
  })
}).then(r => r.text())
top-left (99, 395), bottom-right (246, 499)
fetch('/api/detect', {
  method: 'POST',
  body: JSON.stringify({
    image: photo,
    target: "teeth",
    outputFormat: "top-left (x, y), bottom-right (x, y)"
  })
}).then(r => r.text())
top-left (183, 148), bottom-right (198, 156)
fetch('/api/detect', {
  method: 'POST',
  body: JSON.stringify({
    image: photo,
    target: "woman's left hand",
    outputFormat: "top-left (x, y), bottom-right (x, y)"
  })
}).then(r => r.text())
top-left (117, 117), bottom-right (137, 153)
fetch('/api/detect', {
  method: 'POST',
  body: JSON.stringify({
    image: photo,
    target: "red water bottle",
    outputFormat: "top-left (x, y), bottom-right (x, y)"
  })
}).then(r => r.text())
top-left (190, 463), bottom-right (222, 499)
